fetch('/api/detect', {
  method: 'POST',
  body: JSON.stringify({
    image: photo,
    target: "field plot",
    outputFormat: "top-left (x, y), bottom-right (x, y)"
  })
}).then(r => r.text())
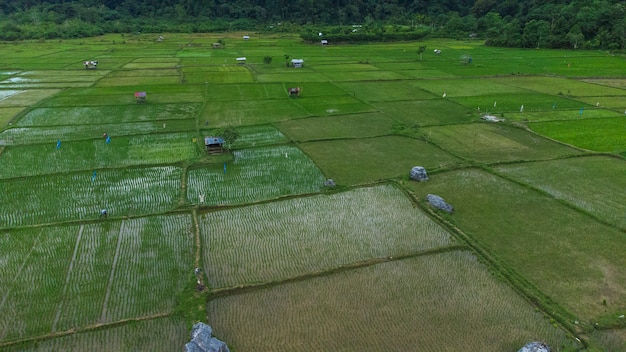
top-left (95, 75), bottom-right (181, 86)
top-left (421, 123), bottom-right (585, 164)
top-left (207, 251), bottom-right (576, 351)
top-left (225, 125), bottom-right (289, 149)
top-left (0, 89), bottom-right (60, 108)
top-left (187, 145), bottom-right (325, 206)
top-left (105, 69), bottom-right (180, 78)
top-left (16, 104), bottom-right (200, 126)
top-left (203, 83), bottom-right (287, 101)
top-left (0, 132), bottom-right (198, 177)
top-left (46, 87), bottom-right (205, 106)
top-left (413, 78), bottom-right (529, 97)
top-left (406, 168), bottom-right (626, 322)
top-left (503, 108), bottom-right (622, 122)
top-left (182, 66), bottom-right (254, 84)
top-left (582, 78), bottom-right (626, 89)
top-left (452, 93), bottom-right (591, 113)
top-left (299, 136), bottom-right (463, 185)
top-left (0, 119), bottom-right (195, 146)
top-left (528, 117), bottom-right (626, 155)
top-left (492, 76), bottom-right (626, 97)
top-left (1, 316), bottom-right (188, 352)
top-left (292, 95), bottom-right (375, 116)
top-left (0, 215), bottom-right (192, 342)
top-left (201, 185), bottom-right (455, 288)
top-left (0, 108), bottom-right (24, 127)
top-left (319, 69), bottom-right (406, 81)
top-left (255, 72), bottom-right (334, 83)
top-left (201, 99), bottom-right (307, 127)
top-left (495, 156), bottom-right (626, 230)
top-left (336, 81), bottom-right (438, 102)
top-left (277, 112), bottom-right (394, 141)
top-left (374, 99), bottom-right (474, 126)
top-left (0, 166), bottom-right (182, 227)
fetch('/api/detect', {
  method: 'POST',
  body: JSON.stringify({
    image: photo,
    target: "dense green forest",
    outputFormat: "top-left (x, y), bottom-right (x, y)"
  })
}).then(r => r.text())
top-left (0, 0), bottom-right (624, 50)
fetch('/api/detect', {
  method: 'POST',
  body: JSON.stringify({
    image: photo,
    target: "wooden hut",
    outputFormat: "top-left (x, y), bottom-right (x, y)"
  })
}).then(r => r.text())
top-left (288, 87), bottom-right (301, 97)
top-left (291, 59), bottom-right (304, 68)
top-left (204, 136), bottom-right (225, 154)
top-left (134, 92), bottom-right (146, 103)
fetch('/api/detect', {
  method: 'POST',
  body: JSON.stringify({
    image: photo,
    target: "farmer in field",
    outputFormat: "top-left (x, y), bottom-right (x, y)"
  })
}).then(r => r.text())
top-left (100, 209), bottom-right (108, 218)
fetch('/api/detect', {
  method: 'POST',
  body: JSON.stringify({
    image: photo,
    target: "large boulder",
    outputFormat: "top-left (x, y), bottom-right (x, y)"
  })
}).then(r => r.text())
top-left (410, 166), bottom-right (429, 182)
top-left (426, 194), bottom-right (454, 213)
top-left (518, 341), bottom-right (550, 352)
top-left (184, 322), bottom-right (230, 352)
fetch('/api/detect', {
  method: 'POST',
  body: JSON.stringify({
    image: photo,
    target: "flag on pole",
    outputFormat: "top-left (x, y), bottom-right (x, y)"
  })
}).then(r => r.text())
top-left (223, 163), bottom-right (227, 174)
top-left (92, 170), bottom-right (97, 182)
top-left (579, 108), bottom-right (584, 115)
top-left (56, 140), bottom-right (61, 149)
top-left (106, 135), bottom-right (111, 144)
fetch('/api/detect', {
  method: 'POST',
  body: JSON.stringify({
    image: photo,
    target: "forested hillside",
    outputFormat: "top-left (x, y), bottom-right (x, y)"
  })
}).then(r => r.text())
top-left (0, 0), bottom-right (624, 50)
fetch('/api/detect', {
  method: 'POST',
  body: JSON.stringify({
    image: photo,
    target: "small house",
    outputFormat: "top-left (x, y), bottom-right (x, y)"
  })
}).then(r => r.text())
top-left (291, 59), bottom-right (304, 68)
top-left (288, 87), bottom-right (301, 97)
top-left (321, 40), bottom-right (328, 46)
top-left (243, 35), bottom-right (250, 40)
top-left (83, 60), bottom-right (98, 69)
top-left (212, 43), bottom-right (222, 49)
top-left (134, 92), bottom-right (146, 103)
top-left (236, 57), bottom-right (246, 64)
top-left (204, 136), bottom-right (225, 154)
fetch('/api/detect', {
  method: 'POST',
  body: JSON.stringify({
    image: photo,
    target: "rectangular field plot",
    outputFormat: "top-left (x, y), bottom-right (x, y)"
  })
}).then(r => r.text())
top-left (0, 216), bottom-right (192, 342)
top-left (202, 185), bottom-right (456, 289)
top-left (503, 108), bottom-right (622, 122)
top-left (320, 69), bottom-right (406, 81)
top-left (0, 132), bottom-right (198, 178)
top-left (421, 123), bottom-right (584, 164)
top-left (183, 70), bottom-right (254, 84)
top-left (95, 75), bottom-right (181, 87)
top-left (16, 103), bottom-right (201, 126)
top-left (1, 316), bottom-right (188, 352)
top-left (336, 81), bottom-right (438, 102)
top-left (374, 99), bottom-right (474, 126)
top-left (406, 168), bottom-right (626, 322)
top-left (255, 72), bottom-right (333, 83)
top-left (277, 112), bottom-right (394, 141)
top-left (451, 93), bottom-right (590, 113)
top-left (299, 136), bottom-right (463, 185)
top-left (528, 117), bottom-right (626, 155)
top-left (0, 167), bottom-right (182, 227)
top-left (490, 76), bottom-right (626, 97)
top-left (292, 95), bottom-right (375, 116)
top-left (0, 89), bottom-right (60, 108)
top-left (201, 99), bottom-right (307, 127)
top-left (225, 125), bottom-right (289, 149)
top-left (207, 251), bottom-right (576, 351)
top-left (495, 156), bottom-right (626, 230)
top-left (0, 108), bottom-right (23, 128)
top-left (0, 119), bottom-right (195, 146)
top-left (105, 69), bottom-right (180, 78)
top-left (203, 83), bottom-right (286, 101)
top-left (187, 145), bottom-right (325, 206)
top-left (412, 78), bottom-right (529, 98)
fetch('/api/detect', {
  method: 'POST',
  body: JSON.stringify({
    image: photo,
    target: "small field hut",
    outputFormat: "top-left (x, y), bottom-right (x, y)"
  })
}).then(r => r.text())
top-left (236, 57), bottom-right (247, 64)
top-left (321, 40), bottom-right (328, 46)
top-left (288, 87), bottom-right (301, 97)
top-left (134, 92), bottom-right (146, 103)
top-left (291, 59), bottom-right (304, 68)
top-left (83, 60), bottom-right (98, 69)
top-left (204, 136), bottom-right (225, 154)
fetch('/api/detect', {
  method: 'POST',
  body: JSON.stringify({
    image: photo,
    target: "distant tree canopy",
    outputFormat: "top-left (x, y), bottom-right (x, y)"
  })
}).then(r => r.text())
top-left (0, 0), bottom-right (624, 50)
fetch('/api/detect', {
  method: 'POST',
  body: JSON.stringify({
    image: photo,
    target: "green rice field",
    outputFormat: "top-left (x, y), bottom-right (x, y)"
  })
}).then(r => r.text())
top-left (0, 32), bottom-right (625, 351)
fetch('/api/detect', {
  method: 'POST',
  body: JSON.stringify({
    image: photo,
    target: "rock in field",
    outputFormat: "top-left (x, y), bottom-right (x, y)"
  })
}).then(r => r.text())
top-left (426, 194), bottom-right (454, 213)
top-left (184, 322), bottom-right (230, 352)
top-left (410, 166), bottom-right (429, 181)
top-left (518, 341), bottom-right (551, 352)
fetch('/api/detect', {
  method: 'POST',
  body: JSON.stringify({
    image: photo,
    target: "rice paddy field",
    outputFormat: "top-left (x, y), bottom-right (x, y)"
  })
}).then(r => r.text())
top-left (0, 32), bottom-right (625, 351)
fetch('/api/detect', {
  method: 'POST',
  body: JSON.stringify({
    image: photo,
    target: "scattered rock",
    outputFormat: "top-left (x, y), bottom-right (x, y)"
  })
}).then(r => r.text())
top-left (410, 166), bottom-right (429, 182)
top-left (184, 322), bottom-right (230, 352)
top-left (481, 114), bottom-right (502, 122)
top-left (426, 194), bottom-right (454, 213)
top-left (518, 341), bottom-right (550, 352)
top-left (324, 179), bottom-right (336, 187)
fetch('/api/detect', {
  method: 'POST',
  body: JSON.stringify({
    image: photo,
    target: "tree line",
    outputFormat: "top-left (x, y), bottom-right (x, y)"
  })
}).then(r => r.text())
top-left (0, 0), bottom-right (624, 50)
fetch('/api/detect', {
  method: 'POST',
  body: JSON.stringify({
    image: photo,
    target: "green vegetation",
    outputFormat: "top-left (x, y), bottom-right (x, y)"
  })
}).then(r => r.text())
top-left (0, 33), bottom-right (624, 351)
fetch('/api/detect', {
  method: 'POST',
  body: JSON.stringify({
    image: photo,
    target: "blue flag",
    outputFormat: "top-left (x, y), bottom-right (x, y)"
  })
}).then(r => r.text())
top-left (223, 163), bottom-right (227, 174)
top-left (106, 136), bottom-right (111, 144)
top-left (92, 170), bottom-right (97, 182)
top-left (579, 108), bottom-right (584, 115)
top-left (56, 140), bottom-right (61, 149)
